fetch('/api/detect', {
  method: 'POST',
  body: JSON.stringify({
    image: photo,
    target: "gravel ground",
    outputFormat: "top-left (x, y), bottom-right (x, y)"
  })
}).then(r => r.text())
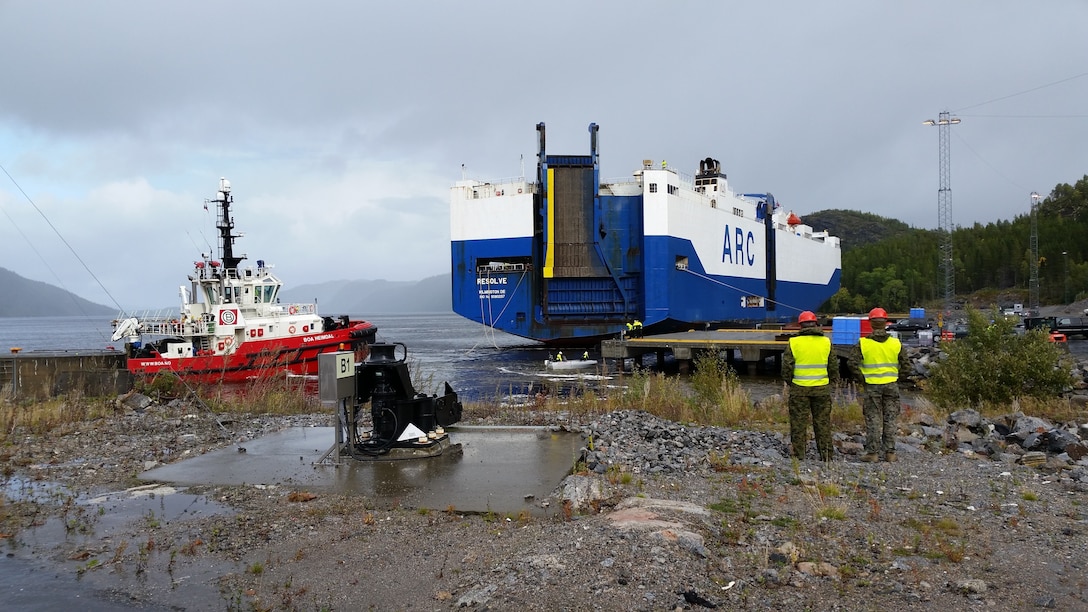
top-left (3, 397), bottom-right (1088, 611)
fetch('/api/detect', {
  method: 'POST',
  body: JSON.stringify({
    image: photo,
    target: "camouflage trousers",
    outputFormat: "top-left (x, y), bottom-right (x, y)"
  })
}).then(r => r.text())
top-left (788, 386), bottom-right (833, 461)
top-left (862, 382), bottom-right (901, 455)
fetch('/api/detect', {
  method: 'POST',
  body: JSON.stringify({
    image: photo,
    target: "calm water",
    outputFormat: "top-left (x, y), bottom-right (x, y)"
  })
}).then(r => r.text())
top-left (0, 312), bottom-right (644, 402)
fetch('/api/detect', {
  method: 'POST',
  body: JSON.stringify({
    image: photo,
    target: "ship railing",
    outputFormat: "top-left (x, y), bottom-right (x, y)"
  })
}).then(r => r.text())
top-left (113, 309), bottom-right (216, 337)
top-left (606, 171), bottom-right (718, 204)
top-left (601, 176), bottom-right (640, 187)
top-left (459, 177), bottom-right (535, 198)
top-left (278, 303), bottom-right (317, 316)
top-left (141, 319), bottom-right (209, 336)
top-left (477, 261), bottom-right (528, 273)
top-left (485, 176), bottom-right (530, 188)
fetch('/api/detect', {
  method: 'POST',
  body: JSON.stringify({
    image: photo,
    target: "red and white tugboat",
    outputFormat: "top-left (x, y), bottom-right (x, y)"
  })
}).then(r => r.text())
top-left (112, 178), bottom-right (377, 384)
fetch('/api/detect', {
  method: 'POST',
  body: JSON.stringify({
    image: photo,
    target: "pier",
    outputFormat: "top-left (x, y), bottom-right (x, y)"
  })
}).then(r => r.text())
top-left (600, 328), bottom-right (856, 375)
top-left (0, 350), bottom-right (131, 400)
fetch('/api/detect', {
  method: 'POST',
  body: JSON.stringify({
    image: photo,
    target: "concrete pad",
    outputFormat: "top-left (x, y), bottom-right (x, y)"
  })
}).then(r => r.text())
top-left (140, 426), bottom-right (583, 516)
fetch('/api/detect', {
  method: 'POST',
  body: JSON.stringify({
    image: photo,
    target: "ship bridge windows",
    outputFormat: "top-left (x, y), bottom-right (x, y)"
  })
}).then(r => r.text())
top-left (667, 184), bottom-right (678, 195)
top-left (695, 178), bottom-right (720, 192)
top-left (649, 183), bottom-right (658, 193)
top-left (733, 207), bottom-right (744, 217)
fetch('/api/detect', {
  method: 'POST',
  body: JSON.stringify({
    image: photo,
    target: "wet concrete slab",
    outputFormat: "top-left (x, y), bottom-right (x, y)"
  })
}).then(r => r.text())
top-left (139, 426), bottom-right (583, 516)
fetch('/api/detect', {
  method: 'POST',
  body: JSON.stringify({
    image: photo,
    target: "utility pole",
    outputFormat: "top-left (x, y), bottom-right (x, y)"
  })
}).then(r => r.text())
top-left (923, 112), bottom-right (961, 319)
top-left (1029, 192), bottom-right (1041, 313)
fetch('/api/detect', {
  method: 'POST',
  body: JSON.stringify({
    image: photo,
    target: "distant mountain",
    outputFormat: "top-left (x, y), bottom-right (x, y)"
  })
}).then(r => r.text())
top-left (280, 273), bottom-right (452, 314)
top-left (0, 267), bottom-right (115, 317)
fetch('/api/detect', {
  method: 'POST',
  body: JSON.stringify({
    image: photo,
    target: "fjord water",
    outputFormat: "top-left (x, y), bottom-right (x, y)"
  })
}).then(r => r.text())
top-left (0, 312), bottom-right (610, 402)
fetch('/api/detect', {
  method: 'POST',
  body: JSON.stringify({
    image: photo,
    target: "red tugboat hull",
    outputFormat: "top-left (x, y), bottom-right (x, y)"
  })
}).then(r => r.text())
top-left (126, 322), bottom-right (376, 384)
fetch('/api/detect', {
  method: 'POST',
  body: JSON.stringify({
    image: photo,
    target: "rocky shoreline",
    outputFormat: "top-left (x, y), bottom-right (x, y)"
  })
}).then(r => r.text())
top-left (4, 385), bottom-right (1088, 610)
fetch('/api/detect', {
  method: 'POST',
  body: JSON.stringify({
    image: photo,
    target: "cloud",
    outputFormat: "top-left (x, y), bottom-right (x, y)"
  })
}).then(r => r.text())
top-left (1, 0), bottom-right (1087, 308)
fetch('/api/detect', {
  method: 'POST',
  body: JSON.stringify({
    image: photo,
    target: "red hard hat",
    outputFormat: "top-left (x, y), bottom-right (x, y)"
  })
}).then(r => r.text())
top-left (798, 311), bottom-right (817, 323)
top-left (869, 307), bottom-right (888, 320)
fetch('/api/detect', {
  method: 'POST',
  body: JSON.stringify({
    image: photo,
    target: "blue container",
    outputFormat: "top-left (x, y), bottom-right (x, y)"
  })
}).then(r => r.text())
top-left (831, 316), bottom-right (861, 345)
top-left (910, 307), bottom-right (925, 319)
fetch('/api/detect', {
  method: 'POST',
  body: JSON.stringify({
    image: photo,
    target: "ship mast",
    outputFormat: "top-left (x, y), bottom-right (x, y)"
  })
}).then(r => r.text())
top-left (212, 177), bottom-right (244, 273)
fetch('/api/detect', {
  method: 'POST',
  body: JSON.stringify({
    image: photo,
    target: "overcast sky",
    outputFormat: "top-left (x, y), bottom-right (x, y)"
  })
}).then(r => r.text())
top-left (1, 1), bottom-right (1086, 310)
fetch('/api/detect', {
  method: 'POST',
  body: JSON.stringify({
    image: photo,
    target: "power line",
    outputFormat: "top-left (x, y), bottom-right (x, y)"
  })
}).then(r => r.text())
top-left (951, 130), bottom-right (1033, 195)
top-left (954, 71), bottom-right (1088, 113)
top-left (958, 114), bottom-right (1088, 119)
top-left (0, 162), bottom-right (127, 315)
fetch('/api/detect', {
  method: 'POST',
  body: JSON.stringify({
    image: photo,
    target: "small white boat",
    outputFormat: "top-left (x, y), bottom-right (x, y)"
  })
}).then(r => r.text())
top-left (544, 359), bottom-right (598, 371)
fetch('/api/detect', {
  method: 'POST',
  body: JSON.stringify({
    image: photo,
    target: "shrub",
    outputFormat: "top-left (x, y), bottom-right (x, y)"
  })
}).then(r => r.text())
top-left (927, 307), bottom-right (1074, 407)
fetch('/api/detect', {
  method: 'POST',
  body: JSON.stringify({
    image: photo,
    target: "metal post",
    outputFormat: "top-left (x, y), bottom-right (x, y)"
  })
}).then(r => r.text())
top-left (1064, 251), bottom-right (1070, 303)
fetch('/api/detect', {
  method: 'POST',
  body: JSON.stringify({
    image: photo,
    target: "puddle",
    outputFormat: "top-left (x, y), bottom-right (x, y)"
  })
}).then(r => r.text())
top-left (141, 425), bottom-right (584, 516)
top-left (81, 484), bottom-right (232, 534)
top-left (2, 481), bottom-right (237, 610)
top-left (2, 476), bottom-right (73, 504)
top-left (2, 426), bottom-right (582, 608)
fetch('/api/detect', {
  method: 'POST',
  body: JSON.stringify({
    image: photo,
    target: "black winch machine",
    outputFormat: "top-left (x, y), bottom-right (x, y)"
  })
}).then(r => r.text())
top-left (318, 342), bottom-right (462, 461)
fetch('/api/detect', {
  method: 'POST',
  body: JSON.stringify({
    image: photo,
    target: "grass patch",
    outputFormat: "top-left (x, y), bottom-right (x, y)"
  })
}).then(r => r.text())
top-left (0, 394), bottom-right (117, 439)
top-left (709, 499), bottom-right (740, 514)
top-left (815, 506), bottom-right (848, 520)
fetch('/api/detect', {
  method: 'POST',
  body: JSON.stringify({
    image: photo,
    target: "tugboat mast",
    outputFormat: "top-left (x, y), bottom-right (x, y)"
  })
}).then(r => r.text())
top-left (212, 177), bottom-right (244, 273)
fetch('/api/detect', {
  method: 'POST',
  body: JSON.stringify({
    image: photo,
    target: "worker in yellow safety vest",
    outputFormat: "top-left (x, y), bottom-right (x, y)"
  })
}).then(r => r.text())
top-left (848, 307), bottom-right (910, 463)
top-left (781, 311), bottom-right (839, 461)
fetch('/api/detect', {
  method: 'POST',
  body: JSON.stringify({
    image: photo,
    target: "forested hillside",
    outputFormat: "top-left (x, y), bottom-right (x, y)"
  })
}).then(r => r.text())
top-left (803, 209), bottom-right (913, 252)
top-left (821, 175), bottom-right (1088, 312)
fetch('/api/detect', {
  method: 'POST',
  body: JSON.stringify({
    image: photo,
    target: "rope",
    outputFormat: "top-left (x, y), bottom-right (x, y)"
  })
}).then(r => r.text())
top-left (467, 268), bottom-right (529, 352)
top-left (149, 370), bottom-right (240, 450)
top-left (676, 266), bottom-right (807, 317)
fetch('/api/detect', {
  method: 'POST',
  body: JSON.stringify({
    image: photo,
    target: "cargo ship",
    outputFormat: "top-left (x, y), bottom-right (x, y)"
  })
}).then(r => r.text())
top-left (112, 178), bottom-right (377, 383)
top-left (450, 122), bottom-right (841, 344)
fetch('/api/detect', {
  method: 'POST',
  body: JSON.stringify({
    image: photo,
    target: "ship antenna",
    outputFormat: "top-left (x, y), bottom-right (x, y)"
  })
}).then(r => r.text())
top-left (520, 154), bottom-right (524, 181)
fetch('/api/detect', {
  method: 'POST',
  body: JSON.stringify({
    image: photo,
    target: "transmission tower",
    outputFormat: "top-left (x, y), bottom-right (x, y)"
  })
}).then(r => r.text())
top-left (923, 112), bottom-right (960, 316)
top-left (1029, 192), bottom-right (1041, 313)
